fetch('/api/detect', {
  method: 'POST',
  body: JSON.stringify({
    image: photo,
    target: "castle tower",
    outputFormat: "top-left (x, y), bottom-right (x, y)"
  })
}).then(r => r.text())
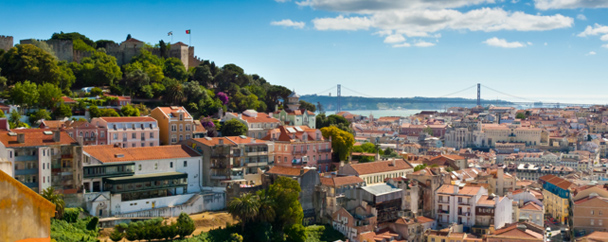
top-left (286, 90), bottom-right (301, 111)
top-left (0, 36), bottom-right (14, 51)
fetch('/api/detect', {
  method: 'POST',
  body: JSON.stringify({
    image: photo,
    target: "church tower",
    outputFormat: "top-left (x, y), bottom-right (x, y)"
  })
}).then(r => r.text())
top-left (286, 90), bottom-right (301, 111)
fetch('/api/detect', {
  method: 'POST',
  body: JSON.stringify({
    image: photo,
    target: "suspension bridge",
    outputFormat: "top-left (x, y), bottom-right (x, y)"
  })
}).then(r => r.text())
top-left (306, 83), bottom-right (599, 112)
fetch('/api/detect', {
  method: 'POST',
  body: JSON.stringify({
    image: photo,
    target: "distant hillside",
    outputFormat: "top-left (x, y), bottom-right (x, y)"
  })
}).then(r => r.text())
top-left (300, 95), bottom-right (515, 111)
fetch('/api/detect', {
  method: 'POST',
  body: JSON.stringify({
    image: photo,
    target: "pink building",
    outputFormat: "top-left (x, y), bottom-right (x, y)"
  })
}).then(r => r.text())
top-left (41, 120), bottom-right (106, 146)
top-left (90, 117), bottom-right (159, 148)
top-left (262, 125), bottom-right (332, 172)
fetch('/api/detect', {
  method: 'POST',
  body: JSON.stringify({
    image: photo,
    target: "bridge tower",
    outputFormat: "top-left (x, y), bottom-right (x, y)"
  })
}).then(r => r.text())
top-left (337, 84), bottom-right (341, 112)
top-left (477, 83), bottom-right (481, 106)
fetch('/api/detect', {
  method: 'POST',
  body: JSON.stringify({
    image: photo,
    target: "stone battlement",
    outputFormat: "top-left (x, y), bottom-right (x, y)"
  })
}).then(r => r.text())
top-left (0, 35), bottom-right (14, 51)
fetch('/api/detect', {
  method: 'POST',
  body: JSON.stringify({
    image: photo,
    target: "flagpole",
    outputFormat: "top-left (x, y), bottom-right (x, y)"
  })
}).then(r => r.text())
top-left (189, 29), bottom-right (191, 47)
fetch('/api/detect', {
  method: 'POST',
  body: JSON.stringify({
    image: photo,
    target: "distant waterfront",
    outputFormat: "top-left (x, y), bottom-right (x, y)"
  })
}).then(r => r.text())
top-left (323, 109), bottom-right (436, 118)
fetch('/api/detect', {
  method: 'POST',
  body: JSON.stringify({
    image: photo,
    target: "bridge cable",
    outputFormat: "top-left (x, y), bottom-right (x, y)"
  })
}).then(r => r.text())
top-left (313, 85), bottom-right (337, 96)
top-left (481, 84), bottom-right (539, 102)
top-left (341, 85), bottom-right (374, 97)
top-left (438, 84), bottom-right (477, 98)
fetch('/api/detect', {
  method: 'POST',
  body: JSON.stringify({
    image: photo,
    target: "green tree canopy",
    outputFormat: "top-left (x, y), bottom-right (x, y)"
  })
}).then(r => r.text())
top-left (51, 32), bottom-right (96, 48)
top-left (29, 109), bottom-right (52, 124)
top-left (120, 104), bottom-right (140, 117)
top-left (10, 81), bottom-right (39, 110)
top-left (228, 193), bottom-right (260, 232)
top-left (163, 57), bottom-right (189, 81)
top-left (298, 100), bottom-right (316, 112)
top-left (41, 187), bottom-right (65, 219)
top-left (320, 126), bottom-right (355, 161)
top-left (38, 83), bottom-right (64, 109)
top-left (53, 103), bottom-right (73, 119)
top-left (176, 212), bottom-right (195, 238)
top-left (72, 51), bottom-right (122, 87)
top-left (220, 119), bottom-right (248, 136)
top-left (0, 44), bottom-right (61, 86)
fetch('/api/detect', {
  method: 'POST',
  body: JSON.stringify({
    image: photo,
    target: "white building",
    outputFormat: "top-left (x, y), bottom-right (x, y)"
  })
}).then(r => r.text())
top-left (223, 110), bottom-right (281, 139)
top-left (435, 182), bottom-right (488, 229)
top-left (81, 145), bottom-right (202, 217)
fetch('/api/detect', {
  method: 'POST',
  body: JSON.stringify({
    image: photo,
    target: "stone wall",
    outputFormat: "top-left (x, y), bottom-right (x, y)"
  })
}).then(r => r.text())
top-left (0, 35), bottom-right (13, 51)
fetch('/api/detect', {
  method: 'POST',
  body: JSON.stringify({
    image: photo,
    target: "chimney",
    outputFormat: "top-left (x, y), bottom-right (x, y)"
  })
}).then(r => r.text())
top-left (53, 130), bottom-right (61, 142)
top-left (238, 113), bottom-right (242, 119)
top-left (17, 133), bottom-right (25, 144)
top-left (219, 139), bottom-right (223, 145)
top-left (453, 184), bottom-right (459, 194)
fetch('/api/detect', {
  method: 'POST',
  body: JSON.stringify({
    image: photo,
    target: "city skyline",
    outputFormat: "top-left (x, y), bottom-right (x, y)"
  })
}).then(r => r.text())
top-left (2, 0), bottom-right (608, 104)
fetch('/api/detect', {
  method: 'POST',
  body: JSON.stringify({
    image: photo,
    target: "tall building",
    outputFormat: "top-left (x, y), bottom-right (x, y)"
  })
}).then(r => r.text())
top-left (263, 125), bottom-right (332, 171)
top-left (150, 106), bottom-right (196, 145)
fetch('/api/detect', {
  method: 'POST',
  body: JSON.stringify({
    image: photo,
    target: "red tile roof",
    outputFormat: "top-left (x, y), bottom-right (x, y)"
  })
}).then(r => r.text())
top-left (0, 129), bottom-right (77, 147)
top-left (266, 166), bottom-right (310, 177)
top-left (228, 112), bottom-right (280, 123)
top-left (155, 106), bottom-right (192, 119)
top-left (319, 176), bottom-right (364, 187)
top-left (539, 174), bottom-right (573, 190)
top-left (83, 145), bottom-right (200, 163)
top-left (520, 201), bottom-right (543, 211)
top-left (225, 136), bottom-right (268, 145)
top-left (348, 159), bottom-right (413, 175)
top-left (100, 117), bottom-right (156, 123)
top-left (61, 96), bottom-right (77, 103)
top-left (191, 137), bottom-right (236, 147)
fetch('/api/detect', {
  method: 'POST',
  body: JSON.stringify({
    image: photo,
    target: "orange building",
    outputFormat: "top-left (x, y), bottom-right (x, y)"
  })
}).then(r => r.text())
top-left (0, 169), bottom-right (55, 242)
top-left (150, 106), bottom-right (195, 145)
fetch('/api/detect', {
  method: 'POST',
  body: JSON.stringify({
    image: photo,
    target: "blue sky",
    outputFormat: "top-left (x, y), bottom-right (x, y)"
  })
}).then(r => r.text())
top-left (2, 0), bottom-right (608, 104)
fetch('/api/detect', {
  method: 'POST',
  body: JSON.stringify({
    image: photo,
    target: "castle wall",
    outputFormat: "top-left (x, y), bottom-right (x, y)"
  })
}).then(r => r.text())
top-left (0, 36), bottom-right (13, 51)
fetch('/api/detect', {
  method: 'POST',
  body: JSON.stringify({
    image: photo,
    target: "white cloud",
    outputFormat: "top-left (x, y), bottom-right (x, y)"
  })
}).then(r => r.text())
top-left (534, 0), bottom-right (608, 10)
top-left (297, 0), bottom-right (495, 12)
top-left (577, 14), bottom-right (587, 20)
top-left (602, 34), bottom-right (608, 41)
top-left (312, 15), bottom-right (373, 31)
top-left (587, 51), bottom-right (597, 55)
top-left (483, 37), bottom-right (527, 48)
top-left (544, 42), bottom-right (548, 45)
top-left (392, 42), bottom-right (411, 48)
top-left (275, 0), bottom-right (290, 2)
top-left (527, 41), bottom-right (533, 45)
top-left (270, 19), bottom-right (306, 29)
top-left (578, 24), bottom-right (608, 37)
top-left (414, 41), bottom-right (436, 47)
top-left (512, 0), bottom-right (520, 3)
top-left (603, 44), bottom-right (608, 48)
top-left (383, 34), bottom-right (406, 43)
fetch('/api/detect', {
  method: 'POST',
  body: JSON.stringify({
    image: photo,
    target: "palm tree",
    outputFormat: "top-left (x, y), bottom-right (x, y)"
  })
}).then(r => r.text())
top-left (256, 190), bottom-right (275, 223)
top-left (41, 187), bottom-right (65, 219)
top-left (165, 82), bottom-right (185, 105)
top-left (227, 193), bottom-right (259, 232)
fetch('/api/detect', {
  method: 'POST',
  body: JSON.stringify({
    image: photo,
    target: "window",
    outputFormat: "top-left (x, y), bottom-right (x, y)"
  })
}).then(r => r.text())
top-left (179, 135), bottom-right (183, 141)
top-left (186, 124), bottom-right (191, 131)
top-left (155, 163), bottom-right (158, 170)
top-left (132, 143), bottom-right (136, 147)
top-left (100, 131), bottom-right (105, 138)
top-left (179, 114), bottom-right (183, 121)
top-left (138, 164), bottom-right (142, 171)
top-left (141, 143), bottom-right (145, 147)
top-left (183, 161), bottom-right (187, 167)
top-left (150, 142), bottom-right (154, 146)
top-left (171, 125), bottom-right (177, 131)
top-left (171, 135), bottom-right (177, 143)
top-left (186, 134), bottom-right (191, 140)
top-left (591, 219), bottom-right (595, 225)
top-left (79, 132), bottom-right (83, 137)
top-left (592, 210), bottom-right (595, 215)
top-left (150, 132), bottom-right (154, 138)
top-left (180, 124), bottom-right (183, 132)
top-left (170, 162), bottom-right (173, 168)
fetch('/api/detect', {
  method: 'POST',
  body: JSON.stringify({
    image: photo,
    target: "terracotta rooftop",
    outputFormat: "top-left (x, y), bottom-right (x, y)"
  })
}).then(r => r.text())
top-left (574, 195), bottom-right (608, 205)
top-left (347, 159), bottom-right (413, 175)
top-left (491, 223), bottom-right (543, 239)
top-left (61, 96), bottom-right (77, 103)
top-left (83, 145), bottom-right (200, 163)
top-left (228, 112), bottom-right (280, 123)
top-left (225, 136), bottom-right (268, 145)
top-left (191, 137), bottom-right (236, 147)
top-left (578, 231), bottom-right (608, 242)
top-left (99, 117), bottom-right (156, 123)
top-left (155, 106), bottom-right (192, 119)
top-left (266, 166), bottom-right (310, 177)
top-left (0, 129), bottom-right (77, 147)
top-left (319, 176), bottom-right (364, 187)
top-left (521, 201), bottom-right (543, 211)
top-left (437, 184), bottom-right (483, 196)
top-left (539, 174), bottom-right (573, 190)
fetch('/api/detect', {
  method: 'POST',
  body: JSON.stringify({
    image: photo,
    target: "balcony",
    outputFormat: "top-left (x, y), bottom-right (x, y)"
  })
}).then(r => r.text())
top-left (211, 153), bottom-right (229, 158)
top-left (458, 212), bottom-right (471, 216)
top-left (210, 175), bottom-right (228, 180)
top-left (438, 200), bottom-right (449, 204)
top-left (247, 162), bottom-right (268, 167)
top-left (437, 209), bottom-right (449, 214)
top-left (14, 155), bottom-right (37, 162)
top-left (319, 148), bottom-right (332, 153)
top-left (317, 159), bottom-right (332, 164)
top-left (458, 201), bottom-right (471, 206)
top-left (61, 154), bottom-right (73, 159)
top-left (15, 168), bottom-right (38, 175)
top-left (246, 150), bottom-right (268, 156)
top-left (293, 150), bottom-right (308, 155)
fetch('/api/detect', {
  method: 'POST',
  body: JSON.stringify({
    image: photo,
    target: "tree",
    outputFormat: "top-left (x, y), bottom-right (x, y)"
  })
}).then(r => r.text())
top-left (24, 39), bottom-right (57, 58)
top-left (29, 109), bottom-right (51, 124)
top-left (126, 34), bottom-right (132, 40)
top-left (516, 112), bottom-right (526, 119)
top-left (299, 100), bottom-right (316, 112)
top-left (176, 212), bottom-right (195, 239)
top-left (73, 51), bottom-right (122, 87)
top-left (229, 233), bottom-right (244, 242)
top-left (53, 104), bottom-right (73, 119)
top-left (10, 81), bottom-right (39, 110)
top-left (163, 57), bottom-right (189, 81)
top-left (41, 187), bottom-right (65, 219)
top-left (267, 177), bottom-right (303, 232)
top-left (228, 193), bottom-right (260, 232)
top-left (220, 119), bottom-right (248, 136)
top-left (57, 61), bottom-right (76, 93)
top-left (0, 68), bottom-right (8, 91)
top-left (190, 65), bottom-right (214, 88)
top-left (320, 126), bottom-right (355, 161)
top-left (423, 126), bottom-right (433, 136)
top-left (90, 87), bottom-right (103, 96)
top-left (51, 32), bottom-right (96, 48)
top-left (164, 79), bottom-right (185, 105)
top-left (120, 104), bottom-right (140, 117)
top-left (109, 229), bottom-right (124, 242)
top-left (256, 190), bottom-right (276, 223)
top-left (38, 83), bottom-right (63, 109)
top-left (0, 44), bottom-right (61, 86)
top-left (95, 40), bottom-right (117, 50)
top-left (316, 114), bottom-right (351, 132)
top-left (9, 109), bottom-right (23, 128)
top-left (285, 224), bottom-right (307, 242)
top-left (414, 164), bottom-right (428, 172)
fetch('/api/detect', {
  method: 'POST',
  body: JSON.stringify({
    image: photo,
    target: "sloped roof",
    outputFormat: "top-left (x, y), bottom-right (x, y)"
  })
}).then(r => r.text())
top-left (437, 184), bottom-right (482, 196)
top-left (100, 117), bottom-right (156, 123)
top-left (539, 174), bottom-right (573, 190)
top-left (348, 159), bottom-right (413, 175)
top-left (155, 106), bottom-right (192, 119)
top-left (521, 201), bottom-right (543, 211)
top-left (0, 129), bottom-right (77, 147)
top-left (191, 137), bottom-right (236, 147)
top-left (266, 166), bottom-right (309, 177)
top-left (319, 176), bottom-right (364, 187)
top-left (83, 145), bottom-right (200, 163)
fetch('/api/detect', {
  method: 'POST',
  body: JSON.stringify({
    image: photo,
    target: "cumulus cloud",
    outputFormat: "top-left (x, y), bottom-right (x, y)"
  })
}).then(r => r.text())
top-left (603, 44), bottom-right (608, 48)
top-left (483, 37), bottom-right (527, 48)
top-left (392, 42), bottom-right (411, 48)
top-left (587, 51), bottom-right (597, 55)
top-left (383, 34), bottom-right (406, 43)
top-left (601, 34), bottom-right (608, 41)
top-left (313, 15), bottom-right (373, 30)
top-left (577, 14), bottom-right (587, 20)
top-left (297, 0), bottom-right (495, 12)
top-left (534, 0), bottom-right (608, 10)
top-left (270, 19), bottom-right (306, 29)
top-left (578, 24), bottom-right (608, 37)
top-left (414, 41), bottom-right (436, 47)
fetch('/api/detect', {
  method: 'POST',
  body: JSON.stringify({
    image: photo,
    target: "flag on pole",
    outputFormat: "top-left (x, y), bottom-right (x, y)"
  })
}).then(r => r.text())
top-left (186, 29), bottom-right (191, 34)
top-left (168, 31), bottom-right (173, 36)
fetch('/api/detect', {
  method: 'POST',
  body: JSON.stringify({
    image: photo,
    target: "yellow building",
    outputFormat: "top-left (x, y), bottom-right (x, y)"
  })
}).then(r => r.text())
top-left (539, 174), bottom-right (573, 224)
top-left (150, 106), bottom-right (195, 145)
top-left (0, 169), bottom-right (56, 242)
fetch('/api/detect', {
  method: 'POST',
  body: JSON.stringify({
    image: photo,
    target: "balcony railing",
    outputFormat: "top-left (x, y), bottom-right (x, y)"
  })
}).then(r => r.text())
top-left (15, 168), bottom-right (38, 176)
top-left (458, 201), bottom-right (470, 206)
top-left (247, 162), bottom-right (268, 167)
top-left (458, 212), bottom-right (471, 216)
top-left (317, 159), bottom-right (332, 164)
top-left (293, 150), bottom-right (307, 155)
top-left (437, 209), bottom-right (449, 214)
top-left (438, 200), bottom-right (449, 204)
top-left (319, 148), bottom-right (332, 153)
top-left (211, 153), bottom-right (229, 158)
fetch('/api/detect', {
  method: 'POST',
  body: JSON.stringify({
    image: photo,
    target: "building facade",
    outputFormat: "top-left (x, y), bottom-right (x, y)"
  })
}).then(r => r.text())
top-left (263, 125), bottom-right (332, 171)
top-left (91, 117), bottom-right (160, 148)
top-left (150, 106), bottom-right (195, 145)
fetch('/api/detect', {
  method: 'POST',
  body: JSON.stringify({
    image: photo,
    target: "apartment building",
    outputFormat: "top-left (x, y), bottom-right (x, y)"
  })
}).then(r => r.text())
top-left (435, 182), bottom-right (488, 230)
top-left (225, 136), bottom-right (274, 174)
top-left (264, 166), bottom-right (320, 225)
top-left (263, 125), bottom-right (332, 171)
top-left (539, 174), bottom-right (573, 224)
top-left (472, 194), bottom-right (513, 236)
top-left (338, 159), bottom-right (414, 185)
top-left (224, 110), bottom-right (281, 139)
top-left (150, 106), bottom-right (195, 145)
top-left (332, 207), bottom-right (376, 242)
top-left (274, 91), bottom-right (316, 129)
top-left (91, 117), bottom-right (160, 148)
top-left (185, 137), bottom-right (240, 187)
top-left (81, 145), bottom-right (201, 216)
top-left (319, 176), bottom-right (366, 220)
top-left (0, 129), bottom-right (81, 194)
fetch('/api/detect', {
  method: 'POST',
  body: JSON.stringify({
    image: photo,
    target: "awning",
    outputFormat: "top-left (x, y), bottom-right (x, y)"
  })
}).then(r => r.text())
top-left (105, 172), bottom-right (187, 184)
